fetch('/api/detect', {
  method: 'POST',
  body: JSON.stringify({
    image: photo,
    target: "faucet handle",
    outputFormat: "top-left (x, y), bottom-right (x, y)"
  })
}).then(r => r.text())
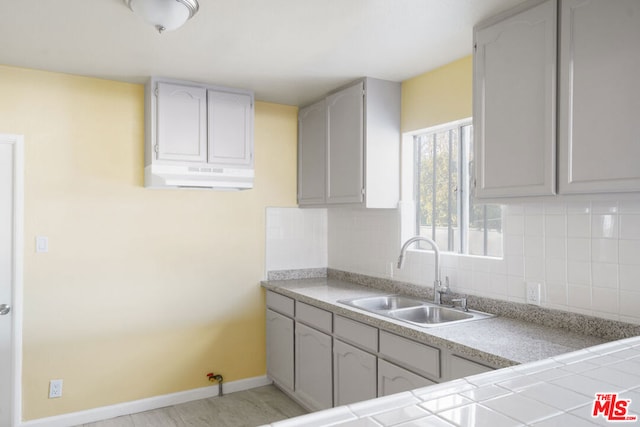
top-left (439, 276), bottom-right (451, 294)
top-left (451, 297), bottom-right (468, 312)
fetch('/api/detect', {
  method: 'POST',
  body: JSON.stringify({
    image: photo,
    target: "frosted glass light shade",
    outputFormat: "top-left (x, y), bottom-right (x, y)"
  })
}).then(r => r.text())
top-left (126, 0), bottom-right (199, 33)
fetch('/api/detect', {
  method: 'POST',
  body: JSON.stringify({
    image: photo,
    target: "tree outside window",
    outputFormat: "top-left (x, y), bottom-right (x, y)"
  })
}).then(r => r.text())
top-left (414, 122), bottom-right (502, 257)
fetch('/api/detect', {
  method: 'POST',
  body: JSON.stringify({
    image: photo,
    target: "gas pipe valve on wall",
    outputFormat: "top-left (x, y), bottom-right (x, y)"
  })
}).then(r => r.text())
top-left (206, 372), bottom-right (224, 396)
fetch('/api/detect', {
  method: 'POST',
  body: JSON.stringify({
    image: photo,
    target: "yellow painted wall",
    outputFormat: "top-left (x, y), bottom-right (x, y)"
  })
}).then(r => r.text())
top-left (401, 55), bottom-right (472, 132)
top-left (0, 65), bottom-right (298, 420)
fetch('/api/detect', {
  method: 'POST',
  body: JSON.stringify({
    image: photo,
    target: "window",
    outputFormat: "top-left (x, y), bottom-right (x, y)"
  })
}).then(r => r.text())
top-left (411, 120), bottom-right (503, 257)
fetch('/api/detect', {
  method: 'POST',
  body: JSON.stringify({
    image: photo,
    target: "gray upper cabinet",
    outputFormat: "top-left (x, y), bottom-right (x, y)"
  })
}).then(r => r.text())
top-left (297, 77), bottom-right (400, 208)
top-left (298, 100), bottom-right (327, 205)
top-left (152, 79), bottom-right (253, 169)
top-left (156, 82), bottom-right (208, 163)
top-left (558, 0), bottom-right (640, 194)
top-left (327, 81), bottom-right (365, 204)
top-left (207, 90), bottom-right (253, 168)
top-left (145, 77), bottom-right (254, 189)
top-left (473, 0), bottom-right (557, 199)
top-left (475, 0), bottom-right (640, 199)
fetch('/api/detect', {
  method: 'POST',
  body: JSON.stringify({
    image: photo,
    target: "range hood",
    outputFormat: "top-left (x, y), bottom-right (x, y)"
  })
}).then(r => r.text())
top-left (144, 164), bottom-right (253, 190)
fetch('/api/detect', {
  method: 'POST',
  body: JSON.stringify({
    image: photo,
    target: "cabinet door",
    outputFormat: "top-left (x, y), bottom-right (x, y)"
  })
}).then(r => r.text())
top-left (207, 90), bottom-right (253, 168)
top-left (378, 359), bottom-right (435, 397)
top-left (156, 82), bottom-right (207, 163)
top-left (473, 0), bottom-right (557, 198)
top-left (298, 100), bottom-right (327, 205)
top-left (326, 82), bottom-right (364, 204)
top-left (333, 340), bottom-right (376, 406)
top-left (295, 323), bottom-right (333, 410)
top-left (266, 309), bottom-right (294, 392)
top-left (559, 0), bottom-right (640, 194)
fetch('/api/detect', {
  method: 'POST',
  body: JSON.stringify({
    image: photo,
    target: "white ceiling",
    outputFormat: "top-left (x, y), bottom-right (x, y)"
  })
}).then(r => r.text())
top-left (0, 0), bottom-right (525, 106)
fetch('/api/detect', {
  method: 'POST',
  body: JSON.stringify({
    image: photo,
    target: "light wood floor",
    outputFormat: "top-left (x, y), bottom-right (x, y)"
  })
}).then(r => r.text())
top-left (78, 385), bottom-right (307, 427)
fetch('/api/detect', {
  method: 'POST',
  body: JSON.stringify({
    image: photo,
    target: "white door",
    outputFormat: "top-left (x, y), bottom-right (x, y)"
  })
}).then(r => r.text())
top-left (0, 134), bottom-right (22, 427)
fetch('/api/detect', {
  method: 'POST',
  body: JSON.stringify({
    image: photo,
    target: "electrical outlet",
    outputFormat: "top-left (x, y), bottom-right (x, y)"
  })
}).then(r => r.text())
top-left (526, 282), bottom-right (541, 305)
top-left (49, 379), bottom-right (63, 399)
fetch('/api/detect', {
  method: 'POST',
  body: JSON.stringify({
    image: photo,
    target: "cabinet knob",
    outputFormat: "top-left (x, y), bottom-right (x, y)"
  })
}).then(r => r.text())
top-left (0, 304), bottom-right (10, 316)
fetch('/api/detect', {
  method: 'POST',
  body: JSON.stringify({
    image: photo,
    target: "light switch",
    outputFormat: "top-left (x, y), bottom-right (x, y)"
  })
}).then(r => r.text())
top-left (36, 236), bottom-right (48, 253)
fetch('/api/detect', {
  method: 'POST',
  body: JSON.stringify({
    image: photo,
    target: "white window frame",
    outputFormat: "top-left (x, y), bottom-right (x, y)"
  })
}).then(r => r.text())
top-left (400, 119), bottom-right (503, 259)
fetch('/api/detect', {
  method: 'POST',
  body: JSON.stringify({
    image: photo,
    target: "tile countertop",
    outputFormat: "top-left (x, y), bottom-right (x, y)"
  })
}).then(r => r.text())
top-left (262, 337), bottom-right (640, 426)
top-left (262, 277), bottom-right (606, 367)
top-left (261, 277), bottom-right (640, 426)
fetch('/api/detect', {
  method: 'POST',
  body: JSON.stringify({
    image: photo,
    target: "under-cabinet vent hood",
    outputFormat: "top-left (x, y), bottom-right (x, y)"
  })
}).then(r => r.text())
top-left (144, 164), bottom-right (253, 190)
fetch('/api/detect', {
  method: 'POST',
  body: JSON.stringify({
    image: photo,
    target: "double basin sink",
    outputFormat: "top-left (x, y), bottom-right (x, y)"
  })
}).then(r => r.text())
top-left (338, 295), bottom-right (493, 327)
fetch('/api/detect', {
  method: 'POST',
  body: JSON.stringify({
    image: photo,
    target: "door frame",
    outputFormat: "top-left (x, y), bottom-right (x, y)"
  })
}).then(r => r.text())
top-left (2, 134), bottom-right (24, 427)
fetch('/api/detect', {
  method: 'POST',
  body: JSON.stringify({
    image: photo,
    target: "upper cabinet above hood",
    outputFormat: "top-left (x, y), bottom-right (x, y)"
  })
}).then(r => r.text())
top-left (144, 77), bottom-right (254, 190)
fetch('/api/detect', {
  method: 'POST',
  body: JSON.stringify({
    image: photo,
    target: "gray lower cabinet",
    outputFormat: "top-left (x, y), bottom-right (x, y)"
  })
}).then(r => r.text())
top-left (333, 339), bottom-right (377, 406)
top-left (378, 359), bottom-right (435, 397)
top-left (379, 331), bottom-right (441, 381)
top-left (295, 323), bottom-right (333, 411)
top-left (265, 309), bottom-right (294, 393)
top-left (448, 355), bottom-right (493, 379)
top-left (265, 292), bottom-right (497, 410)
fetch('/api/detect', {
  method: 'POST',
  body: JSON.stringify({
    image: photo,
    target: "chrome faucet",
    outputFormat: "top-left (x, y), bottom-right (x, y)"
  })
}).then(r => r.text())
top-left (397, 236), bottom-right (450, 304)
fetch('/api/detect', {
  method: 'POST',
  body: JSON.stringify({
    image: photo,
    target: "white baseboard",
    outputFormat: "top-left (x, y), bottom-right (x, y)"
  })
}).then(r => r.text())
top-left (20, 375), bottom-right (272, 427)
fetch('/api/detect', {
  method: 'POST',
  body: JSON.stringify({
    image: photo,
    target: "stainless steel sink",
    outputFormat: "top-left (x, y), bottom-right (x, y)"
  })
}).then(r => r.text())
top-left (389, 306), bottom-right (473, 325)
top-left (345, 295), bottom-right (424, 312)
top-left (338, 294), bottom-right (493, 327)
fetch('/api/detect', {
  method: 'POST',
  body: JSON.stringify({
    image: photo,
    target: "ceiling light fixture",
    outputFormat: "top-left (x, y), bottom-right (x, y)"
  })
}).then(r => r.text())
top-left (125, 0), bottom-right (199, 33)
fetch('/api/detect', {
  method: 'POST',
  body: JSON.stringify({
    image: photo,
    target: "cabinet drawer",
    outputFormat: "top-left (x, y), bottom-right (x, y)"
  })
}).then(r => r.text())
top-left (297, 302), bottom-right (332, 333)
top-left (379, 331), bottom-right (440, 379)
top-left (334, 315), bottom-right (378, 352)
top-left (266, 291), bottom-right (294, 317)
top-left (450, 355), bottom-right (493, 379)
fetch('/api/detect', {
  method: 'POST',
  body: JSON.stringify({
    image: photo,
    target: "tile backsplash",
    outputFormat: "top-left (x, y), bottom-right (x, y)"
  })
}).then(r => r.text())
top-left (265, 201), bottom-right (640, 325)
top-left (326, 200), bottom-right (640, 325)
top-left (265, 207), bottom-right (327, 274)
